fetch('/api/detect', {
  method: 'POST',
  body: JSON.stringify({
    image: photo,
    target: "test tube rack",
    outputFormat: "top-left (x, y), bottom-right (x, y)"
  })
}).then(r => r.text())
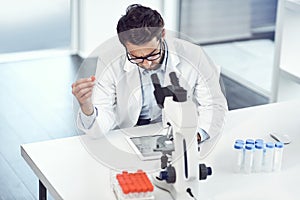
top-left (112, 170), bottom-right (155, 200)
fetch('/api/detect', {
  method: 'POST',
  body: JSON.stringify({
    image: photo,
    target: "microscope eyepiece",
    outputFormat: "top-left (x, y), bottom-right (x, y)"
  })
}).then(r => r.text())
top-left (169, 72), bottom-right (180, 87)
top-left (151, 73), bottom-right (161, 87)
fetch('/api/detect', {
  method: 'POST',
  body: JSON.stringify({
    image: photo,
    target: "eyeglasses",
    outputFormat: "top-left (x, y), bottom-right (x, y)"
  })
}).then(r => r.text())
top-left (127, 39), bottom-right (162, 64)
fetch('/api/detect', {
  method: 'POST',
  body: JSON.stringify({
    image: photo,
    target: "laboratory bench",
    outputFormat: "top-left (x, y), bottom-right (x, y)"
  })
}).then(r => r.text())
top-left (21, 100), bottom-right (300, 200)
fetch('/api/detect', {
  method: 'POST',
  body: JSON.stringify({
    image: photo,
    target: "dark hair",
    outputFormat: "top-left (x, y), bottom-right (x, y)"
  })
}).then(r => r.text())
top-left (117, 4), bottom-right (164, 46)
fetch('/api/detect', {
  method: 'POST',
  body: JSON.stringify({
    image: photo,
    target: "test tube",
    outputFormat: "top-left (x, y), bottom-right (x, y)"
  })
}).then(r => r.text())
top-left (263, 142), bottom-right (275, 172)
top-left (234, 142), bottom-right (244, 173)
top-left (273, 142), bottom-right (284, 172)
top-left (253, 142), bottom-right (264, 172)
top-left (244, 144), bottom-right (254, 174)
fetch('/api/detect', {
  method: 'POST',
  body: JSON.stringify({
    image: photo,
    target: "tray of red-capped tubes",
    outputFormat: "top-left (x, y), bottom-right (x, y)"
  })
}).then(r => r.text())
top-left (112, 170), bottom-right (155, 200)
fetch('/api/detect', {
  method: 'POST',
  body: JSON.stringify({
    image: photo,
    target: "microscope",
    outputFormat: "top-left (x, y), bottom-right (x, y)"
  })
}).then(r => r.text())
top-left (151, 72), bottom-right (212, 200)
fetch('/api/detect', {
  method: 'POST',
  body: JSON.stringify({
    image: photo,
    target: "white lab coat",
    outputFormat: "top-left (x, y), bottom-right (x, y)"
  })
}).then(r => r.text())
top-left (77, 37), bottom-right (228, 157)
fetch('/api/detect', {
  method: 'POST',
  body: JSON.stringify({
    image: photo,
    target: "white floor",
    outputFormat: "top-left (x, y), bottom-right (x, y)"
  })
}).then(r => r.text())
top-left (203, 39), bottom-right (300, 102)
top-left (203, 39), bottom-right (275, 97)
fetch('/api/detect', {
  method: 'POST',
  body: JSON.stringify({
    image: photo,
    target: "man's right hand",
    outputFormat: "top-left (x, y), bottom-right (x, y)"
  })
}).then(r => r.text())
top-left (72, 76), bottom-right (96, 116)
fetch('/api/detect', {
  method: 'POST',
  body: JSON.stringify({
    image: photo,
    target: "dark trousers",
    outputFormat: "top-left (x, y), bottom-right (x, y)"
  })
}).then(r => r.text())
top-left (136, 118), bottom-right (151, 126)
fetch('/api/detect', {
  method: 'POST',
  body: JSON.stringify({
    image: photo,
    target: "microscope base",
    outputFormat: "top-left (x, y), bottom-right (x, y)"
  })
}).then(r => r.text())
top-left (151, 175), bottom-right (175, 200)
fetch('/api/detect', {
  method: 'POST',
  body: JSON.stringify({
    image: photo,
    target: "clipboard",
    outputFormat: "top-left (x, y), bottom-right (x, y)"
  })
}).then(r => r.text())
top-left (126, 134), bottom-right (171, 161)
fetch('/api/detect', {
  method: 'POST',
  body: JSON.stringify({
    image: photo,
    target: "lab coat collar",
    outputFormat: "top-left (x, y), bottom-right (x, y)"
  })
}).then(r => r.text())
top-left (160, 38), bottom-right (181, 87)
top-left (124, 58), bottom-right (137, 72)
top-left (165, 38), bottom-right (180, 74)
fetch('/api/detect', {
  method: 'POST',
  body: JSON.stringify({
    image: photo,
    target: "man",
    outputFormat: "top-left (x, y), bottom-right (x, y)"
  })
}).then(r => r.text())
top-left (72, 4), bottom-right (228, 157)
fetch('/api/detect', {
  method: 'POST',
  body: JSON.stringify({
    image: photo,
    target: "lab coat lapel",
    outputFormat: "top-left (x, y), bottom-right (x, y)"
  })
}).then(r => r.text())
top-left (123, 61), bottom-right (142, 124)
top-left (163, 49), bottom-right (181, 86)
top-left (124, 61), bottom-right (142, 101)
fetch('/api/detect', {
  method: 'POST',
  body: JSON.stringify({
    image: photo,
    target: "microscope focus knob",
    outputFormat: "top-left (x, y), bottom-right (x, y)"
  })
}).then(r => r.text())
top-left (199, 164), bottom-right (212, 180)
top-left (158, 166), bottom-right (176, 183)
top-left (166, 166), bottom-right (176, 183)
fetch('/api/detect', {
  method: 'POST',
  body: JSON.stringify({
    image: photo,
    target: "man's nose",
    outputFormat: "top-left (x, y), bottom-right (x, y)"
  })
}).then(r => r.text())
top-left (142, 60), bottom-right (152, 69)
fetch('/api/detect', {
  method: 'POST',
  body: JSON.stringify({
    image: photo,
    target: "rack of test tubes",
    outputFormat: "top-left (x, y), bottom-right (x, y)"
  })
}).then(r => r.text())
top-left (112, 170), bottom-right (155, 200)
top-left (233, 139), bottom-right (284, 174)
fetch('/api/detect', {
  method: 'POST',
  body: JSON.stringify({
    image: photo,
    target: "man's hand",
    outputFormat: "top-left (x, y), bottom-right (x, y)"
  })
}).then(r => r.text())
top-left (72, 76), bottom-right (96, 116)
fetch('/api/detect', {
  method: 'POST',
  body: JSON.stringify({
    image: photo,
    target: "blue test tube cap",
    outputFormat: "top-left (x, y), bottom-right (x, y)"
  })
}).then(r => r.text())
top-left (234, 142), bottom-right (244, 149)
top-left (275, 142), bottom-right (284, 148)
top-left (255, 139), bottom-right (264, 144)
top-left (255, 142), bottom-right (264, 149)
top-left (235, 139), bottom-right (244, 145)
top-left (266, 142), bottom-right (275, 148)
top-left (245, 144), bottom-right (254, 150)
top-left (246, 139), bottom-right (255, 145)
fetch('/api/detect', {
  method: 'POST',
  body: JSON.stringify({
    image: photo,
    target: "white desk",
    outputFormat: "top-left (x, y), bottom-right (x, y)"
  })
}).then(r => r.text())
top-left (21, 101), bottom-right (300, 200)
